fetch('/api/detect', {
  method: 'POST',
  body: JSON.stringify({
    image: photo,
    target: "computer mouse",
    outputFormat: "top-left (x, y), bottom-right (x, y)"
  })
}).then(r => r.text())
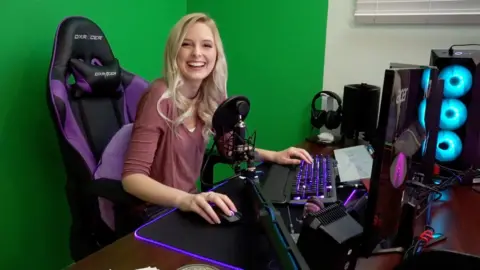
top-left (318, 132), bottom-right (335, 143)
top-left (212, 206), bottom-right (242, 224)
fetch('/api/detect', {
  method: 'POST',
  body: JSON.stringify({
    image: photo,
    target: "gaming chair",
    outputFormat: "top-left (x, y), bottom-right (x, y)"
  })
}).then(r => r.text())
top-left (47, 16), bottom-right (231, 261)
top-left (47, 16), bottom-right (151, 261)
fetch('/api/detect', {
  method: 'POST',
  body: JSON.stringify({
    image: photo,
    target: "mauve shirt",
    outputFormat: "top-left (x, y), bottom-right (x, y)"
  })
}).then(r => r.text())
top-left (122, 79), bottom-right (206, 193)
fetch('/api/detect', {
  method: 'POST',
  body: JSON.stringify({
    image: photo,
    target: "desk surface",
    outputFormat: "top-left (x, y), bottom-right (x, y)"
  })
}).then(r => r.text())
top-left (70, 141), bottom-right (480, 270)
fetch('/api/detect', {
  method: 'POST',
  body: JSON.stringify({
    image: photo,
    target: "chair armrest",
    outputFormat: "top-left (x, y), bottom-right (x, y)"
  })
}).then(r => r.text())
top-left (200, 153), bottom-right (232, 192)
top-left (87, 178), bottom-right (143, 206)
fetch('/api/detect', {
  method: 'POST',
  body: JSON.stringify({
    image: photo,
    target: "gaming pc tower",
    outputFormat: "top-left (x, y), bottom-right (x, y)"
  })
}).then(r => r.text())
top-left (428, 49), bottom-right (480, 175)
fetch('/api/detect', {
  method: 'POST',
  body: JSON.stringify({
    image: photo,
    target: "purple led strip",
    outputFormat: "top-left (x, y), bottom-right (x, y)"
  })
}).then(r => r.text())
top-left (323, 156), bottom-right (327, 196)
top-left (134, 180), bottom-right (243, 270)
top-left (315, 156), bottom-right (320, 197)
top-left (343, 189), bottom-right (357, 206)
top-left (296, 160), bottom-right (303, 193)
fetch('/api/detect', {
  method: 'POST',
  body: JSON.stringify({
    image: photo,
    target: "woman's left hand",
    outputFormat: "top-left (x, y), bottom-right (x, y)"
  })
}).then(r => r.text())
top-left (272, 147), bottom-right (313, 165)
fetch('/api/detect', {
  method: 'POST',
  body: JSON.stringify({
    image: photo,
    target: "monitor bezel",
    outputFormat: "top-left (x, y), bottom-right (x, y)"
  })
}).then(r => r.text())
top-left (360, 66), bottom-right (443, 256)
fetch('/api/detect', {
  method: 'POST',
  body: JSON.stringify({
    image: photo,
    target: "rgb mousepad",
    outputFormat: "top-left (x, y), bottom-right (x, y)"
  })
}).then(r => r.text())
top-left (135, 178), bottom-right (275, 270)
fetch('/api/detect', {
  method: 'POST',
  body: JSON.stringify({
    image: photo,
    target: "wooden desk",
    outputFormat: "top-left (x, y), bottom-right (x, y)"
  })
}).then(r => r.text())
top-left (70, 142), bottom-right (480, 270)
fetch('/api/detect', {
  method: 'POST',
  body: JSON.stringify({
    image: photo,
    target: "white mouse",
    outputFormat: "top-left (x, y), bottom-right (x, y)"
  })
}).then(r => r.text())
top-left (318, 132), bottom-right (335, 143)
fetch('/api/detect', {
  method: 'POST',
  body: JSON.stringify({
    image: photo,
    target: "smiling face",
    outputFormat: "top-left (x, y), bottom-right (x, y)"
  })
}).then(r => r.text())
top-left (176, 22), bottom-right (218, 86)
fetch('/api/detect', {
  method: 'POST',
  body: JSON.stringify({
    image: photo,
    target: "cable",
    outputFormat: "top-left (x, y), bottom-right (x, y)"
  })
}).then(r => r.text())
top-left (448, 44), bottom-right (480, 56)
top-left (199, 142), bottom-right (218, 187)
top-left (405, 179), bottom-right (442, 219)
top-left (418, 229), bottom-right (434, 243)
top-left (403, 226), bottom-right (435, 261)
top-left (406, 165), bottom-right (474, 218)
top-left (413, 227), bottom-right (434, 254)
top-left (286, 205), bottom-right (295, 235)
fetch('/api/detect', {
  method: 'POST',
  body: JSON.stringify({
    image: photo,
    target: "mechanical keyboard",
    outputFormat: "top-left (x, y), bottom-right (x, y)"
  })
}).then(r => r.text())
top-left (261, 154), bottom-right (338, 205)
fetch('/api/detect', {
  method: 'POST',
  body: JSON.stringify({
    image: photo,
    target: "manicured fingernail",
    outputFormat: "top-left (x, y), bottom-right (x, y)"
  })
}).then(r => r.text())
top-left (230, 211), bottom-right (234, 216)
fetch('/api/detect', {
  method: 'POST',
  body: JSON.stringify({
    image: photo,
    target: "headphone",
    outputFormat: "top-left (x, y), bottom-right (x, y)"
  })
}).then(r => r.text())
top-left (310, 90), bottom-right (343, 130)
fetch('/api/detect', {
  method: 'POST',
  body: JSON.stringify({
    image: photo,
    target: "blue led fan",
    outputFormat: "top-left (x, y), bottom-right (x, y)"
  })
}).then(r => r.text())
top-left (422, 130), bottom-right (463, 163)
top-left (418, 99), bottom-right (427, 129)
top-left (421, 68), bottom-right (431, 91)
top-left (418, 98), bottom-right (468, 131)
top-left (420, 65), bottom-right (471, 164)
top-left (439, 65), bottom-right (473, 98)
top-left (439, 99), bottom-right (468, 130)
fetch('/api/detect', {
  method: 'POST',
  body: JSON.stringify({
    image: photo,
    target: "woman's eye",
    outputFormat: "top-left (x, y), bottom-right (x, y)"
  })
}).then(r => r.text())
top-left (204, 44), bottom-right (213, 48)
top-left (181, 43), bottom-right (191, 47)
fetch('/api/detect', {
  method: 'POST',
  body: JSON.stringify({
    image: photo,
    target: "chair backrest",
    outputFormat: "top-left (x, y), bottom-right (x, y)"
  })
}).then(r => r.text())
top-left (47, 16), bottom-right (149, 181)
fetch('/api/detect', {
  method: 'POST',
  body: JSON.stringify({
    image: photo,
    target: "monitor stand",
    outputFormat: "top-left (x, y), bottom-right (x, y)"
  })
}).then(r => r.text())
top-left (369, 202), bottom-right (415, 256)
top-left (370, 193), bottom-right (447, 256)
top-left (371, 239), bottom-right (405, 255)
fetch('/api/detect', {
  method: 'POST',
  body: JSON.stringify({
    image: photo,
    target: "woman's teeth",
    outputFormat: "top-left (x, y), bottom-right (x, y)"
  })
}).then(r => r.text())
top-left (187, 62), bottom-right (205, 68)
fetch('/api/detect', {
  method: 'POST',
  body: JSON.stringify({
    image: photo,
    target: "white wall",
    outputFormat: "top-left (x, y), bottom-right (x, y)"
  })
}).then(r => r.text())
top-left (323, 0), bottom-right (480, 96)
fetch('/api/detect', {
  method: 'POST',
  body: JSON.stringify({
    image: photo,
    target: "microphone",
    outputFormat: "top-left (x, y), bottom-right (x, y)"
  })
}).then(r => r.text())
top-left (233, 99), bottom-right (250, 146)
top-left (212, 96), bottom-right (258, 179)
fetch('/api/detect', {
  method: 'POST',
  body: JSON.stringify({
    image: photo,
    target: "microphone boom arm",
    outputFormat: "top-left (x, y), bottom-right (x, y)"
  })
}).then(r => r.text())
top-left (233, 114), bottom-right (257, 179)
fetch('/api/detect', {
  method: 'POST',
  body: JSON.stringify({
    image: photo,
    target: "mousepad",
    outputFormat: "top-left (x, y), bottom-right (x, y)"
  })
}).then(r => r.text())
top-left (135, 178), bottom-right (277, 270)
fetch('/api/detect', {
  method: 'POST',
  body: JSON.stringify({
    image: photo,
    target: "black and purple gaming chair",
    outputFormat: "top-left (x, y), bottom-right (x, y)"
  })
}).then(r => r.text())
top-left (47, 16), bottom-right (150, 261)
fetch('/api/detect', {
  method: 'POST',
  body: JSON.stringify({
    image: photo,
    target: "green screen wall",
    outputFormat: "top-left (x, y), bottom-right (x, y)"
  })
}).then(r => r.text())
top-left (188, 0), bottom-right (329, 181)
top-left (0, 1), bottom-right (185, 269)
top-left (0, 0), bottom-right (328, 269)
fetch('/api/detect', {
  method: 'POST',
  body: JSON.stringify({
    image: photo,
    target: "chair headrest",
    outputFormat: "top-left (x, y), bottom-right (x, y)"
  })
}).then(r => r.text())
top-left (50, 16), bottom-right (116, 82)
top-left (70, 58), bottom-right (122, 97)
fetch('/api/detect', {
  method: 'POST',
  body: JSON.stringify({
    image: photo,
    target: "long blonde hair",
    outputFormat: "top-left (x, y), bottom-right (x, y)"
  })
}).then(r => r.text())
top-left (158, 13), bottom-right (227, 141)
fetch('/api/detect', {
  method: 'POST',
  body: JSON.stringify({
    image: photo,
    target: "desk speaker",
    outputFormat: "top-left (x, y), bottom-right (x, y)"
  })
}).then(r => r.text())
top-left (427, 49), bottom-right (480, 172)
top-left (341, 83), bottom-right (380, 142)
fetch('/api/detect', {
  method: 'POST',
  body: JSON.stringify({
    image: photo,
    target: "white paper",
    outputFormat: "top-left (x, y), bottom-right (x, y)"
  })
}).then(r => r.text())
top-left (334, 145), bottom-right (373, 182)
top-left (136, 267), bottom-right (159, 270)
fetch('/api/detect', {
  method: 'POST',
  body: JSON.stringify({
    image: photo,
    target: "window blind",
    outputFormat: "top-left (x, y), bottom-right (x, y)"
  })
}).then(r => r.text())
top-left (355, 0), bottom-right (480, 24)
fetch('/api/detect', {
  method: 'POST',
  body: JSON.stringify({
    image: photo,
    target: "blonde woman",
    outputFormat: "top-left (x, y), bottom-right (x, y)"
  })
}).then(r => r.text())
top-left (122, 13), bottom-right (312, 225)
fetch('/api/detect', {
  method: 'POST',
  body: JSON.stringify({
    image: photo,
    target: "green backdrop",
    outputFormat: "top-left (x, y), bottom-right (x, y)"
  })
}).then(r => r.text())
top-left (189, 0), bottom-right (329, 150)
top-left (190, 0), bottom-right (329, 182)
top-left (0, 1), bottom-right (185, 269)
top-left (0, 0), bottom-right (328, 269)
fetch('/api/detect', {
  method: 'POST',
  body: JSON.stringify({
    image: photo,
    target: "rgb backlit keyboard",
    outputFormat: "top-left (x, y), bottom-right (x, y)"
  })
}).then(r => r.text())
top-left (290, 155), bottom-right (336, 203)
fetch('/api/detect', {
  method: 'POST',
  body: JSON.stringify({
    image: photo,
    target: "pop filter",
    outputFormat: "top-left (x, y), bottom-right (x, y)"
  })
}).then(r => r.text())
top-left (211, 95), bottom-right (257, 177)
top-left (212, 95), bottom-right (250, 137)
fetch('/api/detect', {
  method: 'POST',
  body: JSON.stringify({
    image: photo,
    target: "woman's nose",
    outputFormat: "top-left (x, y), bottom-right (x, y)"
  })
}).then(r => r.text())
top-left (191, 46), bottom-right (202, 57)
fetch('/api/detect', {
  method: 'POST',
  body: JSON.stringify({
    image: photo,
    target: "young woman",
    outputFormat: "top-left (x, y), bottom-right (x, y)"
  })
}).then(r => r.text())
top-left (122, 13), bottom-right (312, 225)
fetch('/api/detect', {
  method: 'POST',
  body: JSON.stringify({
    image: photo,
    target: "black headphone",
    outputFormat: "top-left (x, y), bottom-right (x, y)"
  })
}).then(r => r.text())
top-left (310, 90), bottom-right (343, 130)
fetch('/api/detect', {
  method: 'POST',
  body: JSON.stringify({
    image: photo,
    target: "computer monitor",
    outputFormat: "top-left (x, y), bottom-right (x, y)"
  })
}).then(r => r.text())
top-left (361, 66), bottom-right (444, 256)
top-left (389, 63), bottom-right (445, 185)
top-left (244, 177), bottom-right (310, 269)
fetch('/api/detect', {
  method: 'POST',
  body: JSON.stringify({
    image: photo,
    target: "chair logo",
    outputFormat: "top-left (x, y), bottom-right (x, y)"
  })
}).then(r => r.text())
top-left (94, 72), bottom-right (116, 77)
top-left (74, 34), bottom-right (103, 40)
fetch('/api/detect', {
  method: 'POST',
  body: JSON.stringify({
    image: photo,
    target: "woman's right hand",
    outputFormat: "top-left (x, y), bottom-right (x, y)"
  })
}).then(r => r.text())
top-left (176, 191), bottom-right (237, 224)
